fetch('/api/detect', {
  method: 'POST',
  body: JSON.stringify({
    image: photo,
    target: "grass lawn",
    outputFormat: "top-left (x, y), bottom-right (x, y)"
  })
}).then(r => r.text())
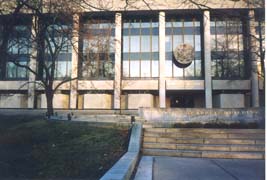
top-left (0, 115), bottom-right (130, 179)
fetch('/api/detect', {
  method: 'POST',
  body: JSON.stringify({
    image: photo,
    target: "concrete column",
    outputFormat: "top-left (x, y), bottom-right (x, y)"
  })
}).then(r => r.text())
top-left (114, 13), bottom-right (122, 109)
top-left (70, 14), bottom-right (79, 109)
top-left (248, 10), bottom-right (259, 107)
top-left (28, 16), bottom-right (38, 108)
top-left (159, 11), bottom-right (166, 108)
top-left (203, 11), bottom-right (212, 108)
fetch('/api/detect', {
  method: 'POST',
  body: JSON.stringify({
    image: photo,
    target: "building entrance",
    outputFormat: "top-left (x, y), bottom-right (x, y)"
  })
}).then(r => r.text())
top-left (170, 95), bottom-right (194, 108)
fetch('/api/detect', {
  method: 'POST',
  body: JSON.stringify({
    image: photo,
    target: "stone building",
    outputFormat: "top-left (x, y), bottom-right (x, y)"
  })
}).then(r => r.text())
top-left (0, 0), bottom-right (264, 109)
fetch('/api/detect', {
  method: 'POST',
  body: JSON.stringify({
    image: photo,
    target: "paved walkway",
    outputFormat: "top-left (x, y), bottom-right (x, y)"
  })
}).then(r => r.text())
top-left (134, 156), bottom-right (265, 180)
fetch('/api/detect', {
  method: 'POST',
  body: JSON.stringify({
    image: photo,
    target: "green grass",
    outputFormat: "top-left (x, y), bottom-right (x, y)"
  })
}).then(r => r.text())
top-left (0, 115), bottom-right (129, 179)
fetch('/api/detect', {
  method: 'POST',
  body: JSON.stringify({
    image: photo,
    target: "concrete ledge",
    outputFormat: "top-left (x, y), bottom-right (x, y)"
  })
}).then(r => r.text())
top-left (128, 123), bottom-right (142, 152)
top-left (100, 152), bottom-right (139, 180)
top-left (100, 122), bottom-right (143, 180)
top-left (139, 108), bottom-right (265, 126)
top-left (134, 156), bottom-right (153, 180)
top-left (0, 109), bottom-right (139, 116)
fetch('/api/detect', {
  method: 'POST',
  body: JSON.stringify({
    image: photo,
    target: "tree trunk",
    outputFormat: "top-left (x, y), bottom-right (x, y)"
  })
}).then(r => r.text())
top-left (46, 90), bottom-right (54, 118)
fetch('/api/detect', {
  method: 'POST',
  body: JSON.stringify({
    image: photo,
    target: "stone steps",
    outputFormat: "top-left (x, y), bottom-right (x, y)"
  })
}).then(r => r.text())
top-left (142, 128), bottom-right (265, 159)
top-left (142, 149), bottom-right (265, 160)
top-left (144, 132), bottom-right (265, 139)
top-left (144, 128), bottom-right (265, 134)
top-left (144, 137), bottom-right (265, 145)
top-left (143, 143), bottom-right (265, 152)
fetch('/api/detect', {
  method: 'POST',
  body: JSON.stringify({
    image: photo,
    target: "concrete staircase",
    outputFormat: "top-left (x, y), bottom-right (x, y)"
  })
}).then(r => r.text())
top-left (142, 128), bottom-right (265, 159)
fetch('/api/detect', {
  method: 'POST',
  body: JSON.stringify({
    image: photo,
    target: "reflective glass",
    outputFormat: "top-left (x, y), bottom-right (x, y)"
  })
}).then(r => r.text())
top-left (141, 60), bottom-right (151, 77)
top-left (184, 35), bottom-right (194, 46)
top-left (195, 60), bottom-right (202, 77)
top-left (152, 36), bottom-right (158, 52)
top-left (152, 60), bottom-right (158, 77)
top-left (184, 21), bottom-right (193, 27)
top-left (173, 35), bottom-right (183, 48)
top-left (130, 22), bottom-right (140, 28)
top-left (165, 60), bottom-right (173, 77)
top-left (141, 36), bottom-right (150, 52)
top-left (141, 22), bottom-right (150, 28)
top-left (130, 36), bottom-right (140, 52)
top-left (165, 36), bottom-right (172, 52)
top-left (173, 65), bottom-right (183, 77)
top-left (195, 35), bottom-right (201, 51)
top-left (123, 36), bottom-right (129, 52)
top-left (123, 61), bottom-right (129, 77)
top-left (130, 60), bottom-right (140, 77)
top-left (184, 61), bottom-right (194, 77)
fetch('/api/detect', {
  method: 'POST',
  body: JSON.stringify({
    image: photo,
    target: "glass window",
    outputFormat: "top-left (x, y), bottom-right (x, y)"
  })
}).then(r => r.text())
top-left (165, 17), bottom-right (202, 79)
top-left (130, 60), bottom-right (140, 77)
top-left (130, 36), bottom-right (140, 52)
top-left (211, 17), bottom-right (244, 79)
top-left (165, 60), bottom-right (173, 77)
top-left (123, 60), bottom-right (129, 77)
top-left (152, 60), bottom-right (158, 77)
top-left (141, 60), bottom-right (151, 77)
top-left (5, 24), bottom-right (31, 79)
top-left (44, 24), bottom-right (72, 79)
top-left (123, 18), bottom-right (159, 78)
top-left (80, 19), bottom-right (115, 79)
top-left (152, 36), bottom-right (158, 52)
top-left (141, 36), bottom-right (150, 52)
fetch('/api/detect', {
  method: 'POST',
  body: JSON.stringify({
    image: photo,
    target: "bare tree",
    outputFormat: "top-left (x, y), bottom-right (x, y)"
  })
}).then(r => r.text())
top-left (0, 0), bottom-right (83, 116)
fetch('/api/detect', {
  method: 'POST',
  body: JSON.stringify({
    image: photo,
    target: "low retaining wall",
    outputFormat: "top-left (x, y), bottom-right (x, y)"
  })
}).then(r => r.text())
top-left (100, 122), bottom-right (142, 180)
top-left (139, 108), bottom-right (265, 125)
top-left (0, 109), bottom-right (139, 116)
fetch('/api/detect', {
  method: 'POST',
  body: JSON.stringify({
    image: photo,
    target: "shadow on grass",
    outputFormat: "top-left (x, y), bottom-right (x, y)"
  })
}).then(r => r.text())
top-left (0, 115), bottom-right (129, 179)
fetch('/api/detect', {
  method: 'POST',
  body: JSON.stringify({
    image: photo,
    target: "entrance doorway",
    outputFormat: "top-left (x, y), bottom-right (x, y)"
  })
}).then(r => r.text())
top-left (170, 95), bottom-right (194, 108)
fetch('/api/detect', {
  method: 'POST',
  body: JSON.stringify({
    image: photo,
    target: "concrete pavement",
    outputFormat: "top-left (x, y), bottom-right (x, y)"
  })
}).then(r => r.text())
top-left (134, 156), bottom-right (265, 180)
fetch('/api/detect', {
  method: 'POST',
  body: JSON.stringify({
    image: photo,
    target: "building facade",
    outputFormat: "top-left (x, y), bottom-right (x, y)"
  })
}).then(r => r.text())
top-left (0, 0), bottom-right (265, 109)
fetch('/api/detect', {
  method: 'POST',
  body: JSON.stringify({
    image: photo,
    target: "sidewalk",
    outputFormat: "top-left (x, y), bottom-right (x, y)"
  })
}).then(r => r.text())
top-left (134, 156), bottom-right (265, 180)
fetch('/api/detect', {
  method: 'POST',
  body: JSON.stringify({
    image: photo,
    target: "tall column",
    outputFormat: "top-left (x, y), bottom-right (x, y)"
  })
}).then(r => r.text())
top-left (159, 11), bottom-right (166, 108)
top-left (203, 11), bottom-right (212, 108)
top-left (114, 13), bottom-right (122, 109)
top-left (248, 10), bottom-right (259, 107)
top-left (28, 16), bottom-right (38, 108)
top-left (70, 14), bottom-right (79, 109)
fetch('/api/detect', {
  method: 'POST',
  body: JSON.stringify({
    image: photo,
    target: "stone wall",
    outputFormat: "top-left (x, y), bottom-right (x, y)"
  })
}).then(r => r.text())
top-left (39, 94), bottom-right (69, 109)
top-left (213, 94), bottom-right (245, 108)
top-left (128, 94), bottom-right (154, 109)
top-left (0, 94), bottom-right (28, 108)
top-left (83, 94), bottom-right (112, 109)
top-left (138, 108), bottom-right (265, 125)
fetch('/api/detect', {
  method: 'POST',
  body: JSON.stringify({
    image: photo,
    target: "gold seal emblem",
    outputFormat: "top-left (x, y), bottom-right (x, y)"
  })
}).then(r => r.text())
top-left (173, 44), bottom-right (194, 67)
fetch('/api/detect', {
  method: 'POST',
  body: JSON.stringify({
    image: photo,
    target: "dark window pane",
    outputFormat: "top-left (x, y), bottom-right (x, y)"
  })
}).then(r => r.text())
top-left (141, 52), bottom-right (150, 60)
top-left (130, 28), bottom-right (140, 35)
top-left (141, 28), bottom-right (150, 35)
top-left (152, 27), bottom-right (159, 35)
top-left (129, 53), bottom-right (140, 60)
top-left (123, 53), bottom-right (129, 60)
